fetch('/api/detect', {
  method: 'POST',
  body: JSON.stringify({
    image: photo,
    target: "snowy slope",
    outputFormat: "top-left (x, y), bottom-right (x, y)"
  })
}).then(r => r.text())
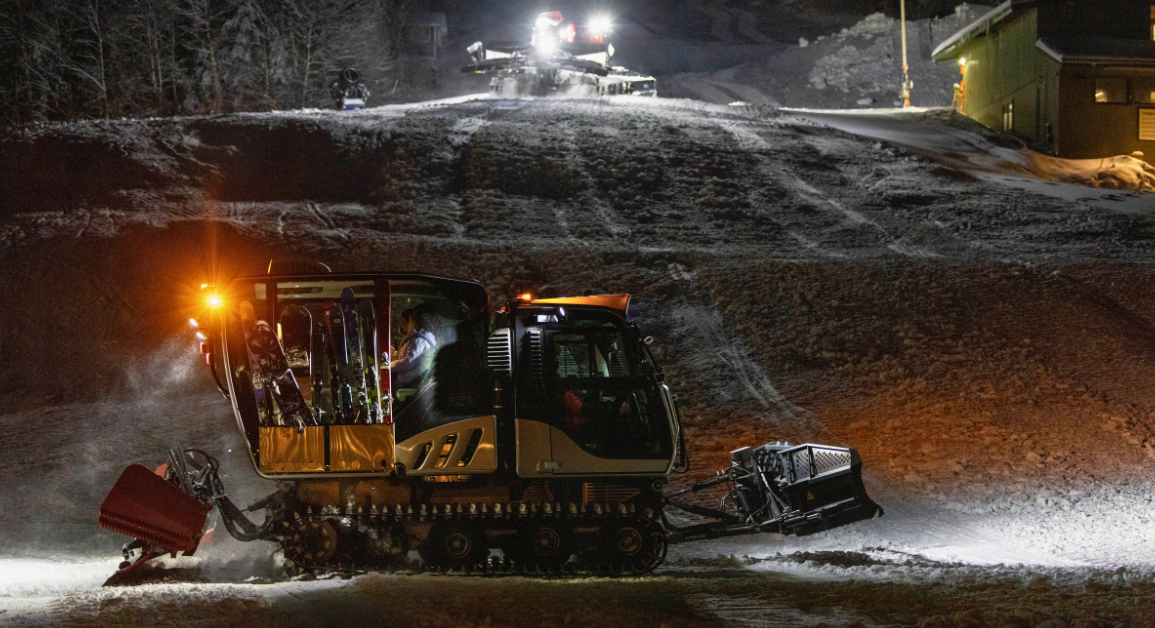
top-left (2, 96), bottom-right (1155, 626)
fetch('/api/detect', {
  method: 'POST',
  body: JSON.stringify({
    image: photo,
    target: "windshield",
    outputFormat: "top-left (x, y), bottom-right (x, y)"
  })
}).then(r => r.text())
top-left (540, 315), bottom-right (671, 460)
top-left (552, 330), bottom-right (632, 378)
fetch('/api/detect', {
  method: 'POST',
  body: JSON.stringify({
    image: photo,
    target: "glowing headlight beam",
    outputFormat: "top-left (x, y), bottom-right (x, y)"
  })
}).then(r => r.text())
top-left (589, 15), bottom-right (612, 35)
top-left (536, 37), bottom-right (557, 53)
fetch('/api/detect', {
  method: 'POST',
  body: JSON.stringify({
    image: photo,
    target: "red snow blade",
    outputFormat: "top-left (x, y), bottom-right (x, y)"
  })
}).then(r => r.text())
top-left (98, 464), bottom-right (211, 553)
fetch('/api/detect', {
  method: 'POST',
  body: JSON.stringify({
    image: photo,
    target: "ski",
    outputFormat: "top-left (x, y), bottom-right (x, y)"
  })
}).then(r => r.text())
top-left (341, 288), bottom-right (372, 424)
top-left (322, 299), bottom-right (353, 422)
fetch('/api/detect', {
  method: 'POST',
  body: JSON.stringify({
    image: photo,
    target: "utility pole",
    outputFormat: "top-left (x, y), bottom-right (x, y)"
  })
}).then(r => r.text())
top-left (900, 0), bottom-right (913, 107)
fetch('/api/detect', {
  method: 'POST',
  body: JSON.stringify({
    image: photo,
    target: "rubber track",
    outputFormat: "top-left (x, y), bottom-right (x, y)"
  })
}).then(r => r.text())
top-left (275, 502), bottom-right (669, 578)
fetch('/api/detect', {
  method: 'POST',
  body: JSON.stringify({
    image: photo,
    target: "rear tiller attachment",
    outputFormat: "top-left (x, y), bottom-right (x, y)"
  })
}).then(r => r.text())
top-left (666, 443), bottom-right (882, 543)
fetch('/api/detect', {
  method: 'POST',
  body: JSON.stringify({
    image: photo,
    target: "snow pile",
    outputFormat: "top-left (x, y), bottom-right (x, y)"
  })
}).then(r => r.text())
top-left (660, 4), bottom-right (993, 109)
top-left (808, 15), bottom-right (898, 93)
top-left (1026, 153), bottom-right (1155, 193)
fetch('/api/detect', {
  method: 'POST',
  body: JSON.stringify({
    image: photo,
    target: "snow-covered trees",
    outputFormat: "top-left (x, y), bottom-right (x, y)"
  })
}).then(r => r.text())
top-left (0, 0), bottom-right (410, 125)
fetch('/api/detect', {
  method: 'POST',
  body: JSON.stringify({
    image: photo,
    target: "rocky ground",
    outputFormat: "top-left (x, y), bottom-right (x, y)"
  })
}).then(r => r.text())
top-left (3, 95), bottom-right (1155, 626)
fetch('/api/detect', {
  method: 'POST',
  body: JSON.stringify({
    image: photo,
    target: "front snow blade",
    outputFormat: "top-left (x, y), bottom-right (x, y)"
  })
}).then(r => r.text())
top-left (98, 464), bottom-right (212, 553)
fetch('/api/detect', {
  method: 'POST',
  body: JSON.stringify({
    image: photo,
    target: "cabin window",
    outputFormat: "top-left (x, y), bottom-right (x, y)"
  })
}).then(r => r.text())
top-left (1095, 78), bottom-right (1128, 103)
top-left (1002, 102), bottom-right (1014, 132)
top-left (1135, 77), bottom-right (1155, 104)
top-left (552, 331), bottom-right (631, 378)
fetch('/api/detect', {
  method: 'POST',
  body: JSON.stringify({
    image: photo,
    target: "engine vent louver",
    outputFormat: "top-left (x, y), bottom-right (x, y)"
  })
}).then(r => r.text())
top-left (526, 328), bottom-right (544, 379)
top-left (486, 328), bottom-right (513, 376)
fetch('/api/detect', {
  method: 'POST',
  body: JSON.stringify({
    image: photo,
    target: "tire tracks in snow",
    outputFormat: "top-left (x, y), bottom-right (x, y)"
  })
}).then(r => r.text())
top-left (556, 121), bottom-right (628, 241)
top-left (441, 100), bottom-right (534, 239)
top-left (446, 113), bottom-right (492, 238)
top-left (305, 203), bottom-right (337, 229)
top-left (718, 119), bottom-right (849, 259)
top-left (663, 263), bottom-right (827, 438)
top-left (719, 118), bottom-right (939, 259)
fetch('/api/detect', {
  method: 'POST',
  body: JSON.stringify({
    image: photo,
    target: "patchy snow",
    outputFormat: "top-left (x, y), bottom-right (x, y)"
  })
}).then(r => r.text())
top-left (785, 107), bottom-right (1155, 208)
top-left (1027, 153), bottom-right (1155, 193)
top-left (5, 94), bottom-right (1155, 626)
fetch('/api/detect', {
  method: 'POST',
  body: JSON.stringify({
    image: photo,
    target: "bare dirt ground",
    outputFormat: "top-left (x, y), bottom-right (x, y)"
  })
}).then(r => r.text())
top-left (3, 96), bottom-right (1155, 627)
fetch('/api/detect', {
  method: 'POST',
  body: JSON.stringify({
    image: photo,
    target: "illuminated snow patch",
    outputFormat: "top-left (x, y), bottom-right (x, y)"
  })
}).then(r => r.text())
top-left (0, 559), bottom-right (121, 597)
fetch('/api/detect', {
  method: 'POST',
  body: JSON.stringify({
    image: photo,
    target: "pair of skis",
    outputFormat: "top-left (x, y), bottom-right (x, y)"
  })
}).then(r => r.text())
top-left (322, 288), bottom-right (380, 425)
top-left (240, 288), bottom-right (380, 428)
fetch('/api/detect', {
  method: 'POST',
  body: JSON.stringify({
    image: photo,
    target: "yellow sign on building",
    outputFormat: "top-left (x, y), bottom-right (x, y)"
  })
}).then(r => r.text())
top-left (1140, 109), bottom-right (1155, 142)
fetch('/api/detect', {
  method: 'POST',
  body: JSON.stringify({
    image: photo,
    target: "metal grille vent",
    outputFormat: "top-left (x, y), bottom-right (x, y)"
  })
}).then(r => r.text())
top-left (811, 448), bottom-right (851, 475)
top-left (526, 328), bottom-right (544, 379)
top-left (791, 450), bottom-right (812, 481)
top-left (486, 328), bottom-right (512, 376)
top-left (582, 483), bottom-right (641, 504)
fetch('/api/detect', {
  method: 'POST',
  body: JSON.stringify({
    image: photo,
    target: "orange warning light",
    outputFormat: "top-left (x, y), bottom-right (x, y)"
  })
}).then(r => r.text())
top-left (519, 293), bottom-right (534, 302)
top-left (206, 294), bottom-right (223, 309)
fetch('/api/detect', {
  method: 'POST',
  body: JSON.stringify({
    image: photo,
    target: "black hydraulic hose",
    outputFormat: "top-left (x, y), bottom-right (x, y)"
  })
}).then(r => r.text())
top-left (209, 356), bottom-right (231, 401)
top-left (674, 424), bottom-right (690, 474)
top-left (215, 495), bottom-right (278, 543)
top-left (180, 448), bottom-right (276, 544)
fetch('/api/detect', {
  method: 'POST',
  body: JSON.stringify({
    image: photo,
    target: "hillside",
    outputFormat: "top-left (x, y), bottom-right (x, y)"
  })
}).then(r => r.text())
top-left (4, 97), bottom-right (1155, 626)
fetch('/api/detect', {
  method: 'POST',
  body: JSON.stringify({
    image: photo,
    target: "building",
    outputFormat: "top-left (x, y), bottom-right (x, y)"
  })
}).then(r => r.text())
top-left (932, 1), bottom-right (1155, 161)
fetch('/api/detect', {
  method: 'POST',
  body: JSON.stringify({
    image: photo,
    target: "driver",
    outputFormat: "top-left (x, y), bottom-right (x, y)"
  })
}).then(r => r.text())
top-left (391, 305), bottom-right (437, 388)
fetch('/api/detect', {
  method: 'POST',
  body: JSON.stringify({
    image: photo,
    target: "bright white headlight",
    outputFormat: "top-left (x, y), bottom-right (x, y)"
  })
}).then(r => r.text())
top-left (589, 16), bottom-right (612, 34)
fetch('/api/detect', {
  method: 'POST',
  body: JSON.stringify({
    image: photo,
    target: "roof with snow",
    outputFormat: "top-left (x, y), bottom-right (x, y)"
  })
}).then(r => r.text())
top-left (1036, 36), bottom-right (1155, 66)
top-left (931, 1), bottom-right (1014, 62)
top-left (933, 0), bottom-right (1155, 64)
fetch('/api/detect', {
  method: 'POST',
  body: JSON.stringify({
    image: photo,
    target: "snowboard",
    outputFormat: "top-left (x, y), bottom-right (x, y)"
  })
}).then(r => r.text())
top-left (313, 324), bottom-right (335, 425)
top-left (239, 301), bottom-right (315, 431)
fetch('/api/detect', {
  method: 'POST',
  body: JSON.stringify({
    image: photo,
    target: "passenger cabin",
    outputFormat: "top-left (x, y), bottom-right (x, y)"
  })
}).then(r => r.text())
top-left (204, 272), bottom-right (679, 482)
top-left (211, 273), bottom-right (492, 477)
top-left (932, 0), bottom-right (1155, 161)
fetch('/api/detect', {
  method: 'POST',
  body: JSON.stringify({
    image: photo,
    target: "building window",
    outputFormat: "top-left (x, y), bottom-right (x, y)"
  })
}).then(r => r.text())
top-left (1136, 77), bottom-right (1155, 104)
top-left (1095, 77), bottom-right (1129, 103)
top-left (1002, 102), bottom-right (1014, 132)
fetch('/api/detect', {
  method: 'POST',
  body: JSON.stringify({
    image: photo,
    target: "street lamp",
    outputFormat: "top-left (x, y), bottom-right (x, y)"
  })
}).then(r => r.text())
top-left (900, 0), bottom-right (914, 107)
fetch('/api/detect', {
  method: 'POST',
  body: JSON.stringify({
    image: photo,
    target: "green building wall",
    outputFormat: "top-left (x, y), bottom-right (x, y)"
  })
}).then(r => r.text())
top-left (955, 7), bottom-right (1155, 163)
top-left (959, 8), bottom-right (1053, 145)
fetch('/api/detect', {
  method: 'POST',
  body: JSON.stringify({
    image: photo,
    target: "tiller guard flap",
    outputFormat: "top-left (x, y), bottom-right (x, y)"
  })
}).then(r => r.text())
top-left (98, 464), bottom-right (212, 554)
